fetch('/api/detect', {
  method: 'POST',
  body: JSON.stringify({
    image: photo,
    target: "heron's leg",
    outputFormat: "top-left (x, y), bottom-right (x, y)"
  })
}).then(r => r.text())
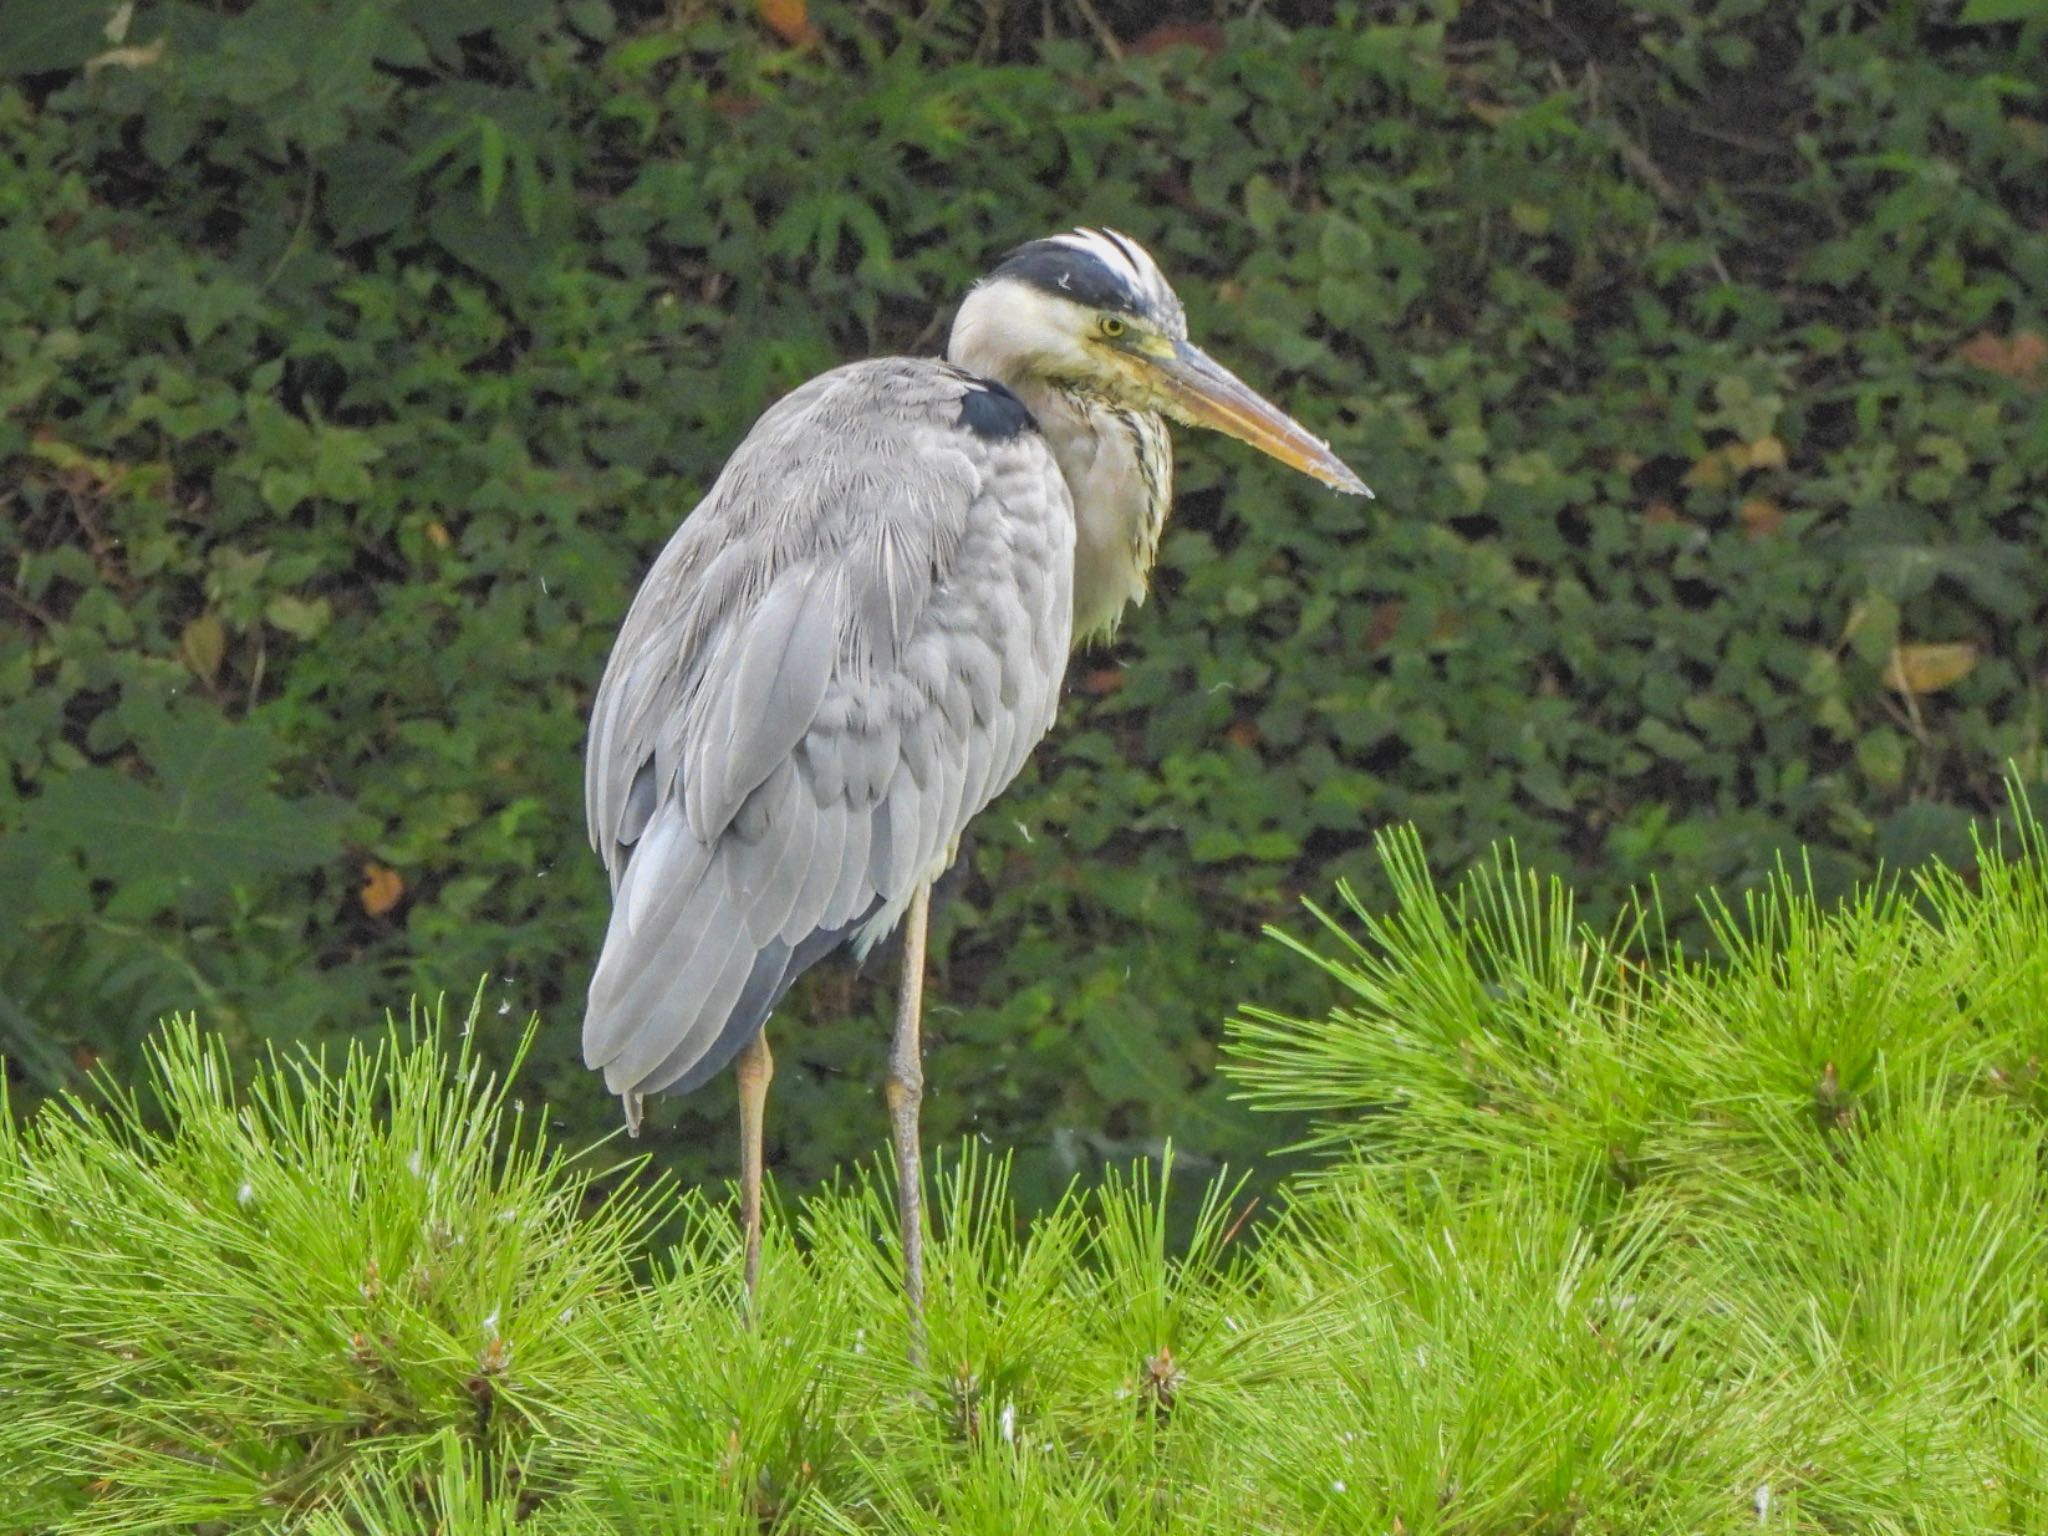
top-left (735, 1029), bottom-right (774, 1321)
top-left (885, 884), bottom-right (932, 1368)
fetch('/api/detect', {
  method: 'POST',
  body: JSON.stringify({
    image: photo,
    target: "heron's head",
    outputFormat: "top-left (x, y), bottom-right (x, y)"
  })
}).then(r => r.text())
top-left (949, 228), bottom-right (1369, 495)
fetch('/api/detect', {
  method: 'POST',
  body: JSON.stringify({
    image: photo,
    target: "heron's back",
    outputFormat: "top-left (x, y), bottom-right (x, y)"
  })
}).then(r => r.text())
top-left (582, 359), bottom-right (1076, 1117)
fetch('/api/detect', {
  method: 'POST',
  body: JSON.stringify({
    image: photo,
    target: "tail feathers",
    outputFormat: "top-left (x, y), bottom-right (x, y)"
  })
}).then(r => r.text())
top-left (587, 894), bottom-right (887, 1112)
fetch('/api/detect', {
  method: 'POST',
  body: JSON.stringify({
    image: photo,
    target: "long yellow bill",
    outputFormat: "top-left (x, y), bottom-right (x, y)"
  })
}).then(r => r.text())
top-left (1153, 340), bottom-right (1371, 496)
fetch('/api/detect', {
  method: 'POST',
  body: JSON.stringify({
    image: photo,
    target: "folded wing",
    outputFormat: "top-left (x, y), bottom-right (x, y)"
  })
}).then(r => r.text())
top-left (582, 360), bottom-right (1075, 1115)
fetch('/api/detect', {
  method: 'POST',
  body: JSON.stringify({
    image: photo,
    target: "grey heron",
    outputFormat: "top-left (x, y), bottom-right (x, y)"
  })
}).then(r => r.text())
top-left (583, 228), bottom-right (1367, 1360)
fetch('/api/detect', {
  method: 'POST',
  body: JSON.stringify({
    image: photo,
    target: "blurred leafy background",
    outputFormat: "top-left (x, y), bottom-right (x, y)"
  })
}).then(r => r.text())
top-left (1, 0), bottom-right (2043, 1206)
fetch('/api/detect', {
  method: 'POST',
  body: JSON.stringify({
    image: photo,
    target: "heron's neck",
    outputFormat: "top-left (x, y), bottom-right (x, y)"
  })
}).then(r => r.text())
top-left (979, 373), bottom-right (1173, 645)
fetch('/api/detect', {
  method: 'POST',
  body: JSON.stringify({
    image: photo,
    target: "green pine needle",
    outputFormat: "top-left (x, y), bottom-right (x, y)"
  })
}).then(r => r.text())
top-left (7, 791), bottom-right (2048, 1529)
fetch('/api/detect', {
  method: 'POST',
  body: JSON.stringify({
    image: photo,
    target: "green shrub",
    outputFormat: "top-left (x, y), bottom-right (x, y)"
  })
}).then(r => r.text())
top-left (2, 1), bottom-right (2044, 1196)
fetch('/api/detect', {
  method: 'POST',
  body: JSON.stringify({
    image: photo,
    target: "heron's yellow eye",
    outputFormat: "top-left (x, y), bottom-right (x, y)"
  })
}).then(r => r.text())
top-left (1098, 316), bottom-right (1127, 339)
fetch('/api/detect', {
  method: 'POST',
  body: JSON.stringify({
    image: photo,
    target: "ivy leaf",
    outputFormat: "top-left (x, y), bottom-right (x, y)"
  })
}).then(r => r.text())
top-left (309, 425), bottom-right (382, 502)
top-left (0, 0), bottom-right (108, 76)
top-left (261, 1), bottom-right (389, 153)
top-left (475, 115), bottom-right (507, 215)
top-left (1857, 726), bottom-right (1907, 787)
top-left (1883, 643), bottom-right (1979, 696)
top-left (180, 614), bottom-right (227, 680)
top-left (265, 594), bottom-right (333, 639)
top-left (321, 139), bottom-right (414, 243)
top-left (1875, 801), bottom-right (1979, 871)
top-left (563, 0), bottom-right (613, 41)
top-left (1958, 0), bottom-right (2041, 23)
top-left (28, 699), bottom-right (351, 911)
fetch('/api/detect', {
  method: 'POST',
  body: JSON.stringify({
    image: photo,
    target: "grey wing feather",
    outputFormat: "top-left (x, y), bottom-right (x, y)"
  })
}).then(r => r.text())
top-left (583, 359), bottom-right (1075, 1105)
top-left (692, 568), bottom-right (836, 845)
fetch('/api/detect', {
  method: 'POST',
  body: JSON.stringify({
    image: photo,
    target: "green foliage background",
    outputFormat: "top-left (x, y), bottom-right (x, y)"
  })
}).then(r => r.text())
top-left (2, 0), bottom-right (2044, 1197)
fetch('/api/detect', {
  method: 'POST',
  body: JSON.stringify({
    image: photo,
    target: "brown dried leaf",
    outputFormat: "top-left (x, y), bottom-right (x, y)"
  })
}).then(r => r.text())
top-left (1959, 330), bottom-right (2046, 387)
top-left (1737, 497), bottom-right (1783, 538)
top-left (360, 861), bottom-right (406, 917)
top-left (2011, 331), bottom-right (2047, 384)
top-left (1365, 600), bottom-right (1405, 649)
top-left (1131, 23), bottom-right (1225, 57)
top-left (1883, 642), bottom-right (1979, 696)
top-left (1682, 448), bottom-right (1733, 489)
top-left (1959, 333), bottom-right (2006, 371)
top-left (1743, 433), bottom-right (1788, 470)
top-left (1642, 499), bottom-right (1681, 526)
top-left (756, 0), bottom-right (817, 46)
top-left (1082, 667), bottom-right (1125, 695)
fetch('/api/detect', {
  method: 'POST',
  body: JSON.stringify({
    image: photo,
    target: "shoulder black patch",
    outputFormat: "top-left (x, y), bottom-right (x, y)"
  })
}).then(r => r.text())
top-left (956, 380), bottom-right (1037, 441)
top-left (990, 239), bottom-right (1143, 315)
